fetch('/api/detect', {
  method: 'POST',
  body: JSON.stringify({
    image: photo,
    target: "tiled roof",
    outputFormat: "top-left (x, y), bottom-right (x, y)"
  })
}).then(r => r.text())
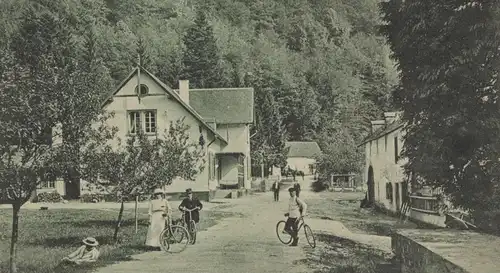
top-left (286, 141), bottom-right (322, 158)
top-left (358, 121), bottom-right (404, 147)
top-left (188, 88), bottom-right (254, 124)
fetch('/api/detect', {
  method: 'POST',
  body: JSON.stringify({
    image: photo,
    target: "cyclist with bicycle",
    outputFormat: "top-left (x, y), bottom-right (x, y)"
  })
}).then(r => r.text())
top-left (178, 188), bottom-right (203, 225)
top-left (284, 187), bottom-right (307, 246)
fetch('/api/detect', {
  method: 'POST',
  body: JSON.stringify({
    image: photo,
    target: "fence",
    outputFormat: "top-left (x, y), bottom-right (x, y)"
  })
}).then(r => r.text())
top-left (410, 195), bottom-right (441, 215)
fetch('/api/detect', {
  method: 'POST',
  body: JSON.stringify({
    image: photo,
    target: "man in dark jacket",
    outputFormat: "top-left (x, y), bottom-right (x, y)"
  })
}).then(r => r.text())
top-left (178, 188), bottom-right (203, 224)
top-left (271, 180), bottom-right (280, 201)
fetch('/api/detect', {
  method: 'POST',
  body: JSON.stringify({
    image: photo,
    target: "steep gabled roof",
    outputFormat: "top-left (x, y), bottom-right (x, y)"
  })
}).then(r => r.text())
top-left (101, 67), bottom-right (228, 144)
top-left (286, 141), bottom-right (322, 158)
top-left (187, 88), bottom-right (254, 124)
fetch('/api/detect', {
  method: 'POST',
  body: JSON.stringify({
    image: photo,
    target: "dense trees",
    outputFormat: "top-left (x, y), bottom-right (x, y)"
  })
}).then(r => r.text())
top-left (0, 0), bottom-right (395, 174)
top-left (381, 0), bottom-right (500, 229)
top-left (0, 1), bottom-right (116, 272)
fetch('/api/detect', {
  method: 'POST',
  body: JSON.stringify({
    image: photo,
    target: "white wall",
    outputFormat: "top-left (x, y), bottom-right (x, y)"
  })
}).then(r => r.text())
top-left (287, 157), bottom-right (316, 175)
top-left (102, 73), bottom-right (224, 193)
top-left (410, 210), bottom-right (446, 227)
top-left (216, 124), bottom-right (251, 189)
top-left (364, 128), bottom-right (406, 212)
top-left (36, 180), bottom-right (65, 196)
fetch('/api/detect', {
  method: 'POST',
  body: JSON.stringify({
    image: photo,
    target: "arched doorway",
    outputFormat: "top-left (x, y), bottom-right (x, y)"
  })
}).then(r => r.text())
top-left (367, 166), bottom-right (375, 204)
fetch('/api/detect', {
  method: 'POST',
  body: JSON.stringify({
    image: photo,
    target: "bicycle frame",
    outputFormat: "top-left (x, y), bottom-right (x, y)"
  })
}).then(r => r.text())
top-left (294, 216), bottom-right (306, 232)
top-left (180, 208), bottom-right (198, 224)
top-left (277, 215), bottom-right (316, 248)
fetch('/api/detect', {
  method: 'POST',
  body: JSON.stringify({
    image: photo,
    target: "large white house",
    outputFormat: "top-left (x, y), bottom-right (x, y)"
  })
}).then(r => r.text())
top-left (285, 141), bottom-right (322, 175)
top-left (36, 67), bottom-right (254, 201)
top-left (359, 112), bottom-right (447, 227)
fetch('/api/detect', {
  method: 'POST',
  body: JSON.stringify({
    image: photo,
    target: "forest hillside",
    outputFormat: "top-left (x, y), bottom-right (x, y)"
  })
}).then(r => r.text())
top-left (0, 0), bottom-right (398, 174)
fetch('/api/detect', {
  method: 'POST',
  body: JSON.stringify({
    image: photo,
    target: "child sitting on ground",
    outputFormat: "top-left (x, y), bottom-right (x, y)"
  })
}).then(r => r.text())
top-left (61, 237), bottom-right (100, 265)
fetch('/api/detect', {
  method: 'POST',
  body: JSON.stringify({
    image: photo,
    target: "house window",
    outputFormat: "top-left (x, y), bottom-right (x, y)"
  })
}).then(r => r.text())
top-left (394, 136), bottom-right (399, 163)
top-left (384, 135), bottom-right (388, 152)
top-left (135, 84), bottom-right (149, 95)
top-left (144, 111), bottom-right (156, 133)
top-left (40, 181), bottom-right (55, 189)
top-left (129, 112), bottom-right (141, 134)
top-left (128, 110), bottom-right (157, 134)
top-left (386, 182), bottom-right (393, 202)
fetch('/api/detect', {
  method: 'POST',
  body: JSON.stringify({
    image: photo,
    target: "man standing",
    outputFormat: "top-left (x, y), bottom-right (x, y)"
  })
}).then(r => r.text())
top-left (178, 188), bottom-right (203, 226)
top-left (284, 187), bottom-right (307, 246)
top-left (271, 180), bottom-right (280, 201)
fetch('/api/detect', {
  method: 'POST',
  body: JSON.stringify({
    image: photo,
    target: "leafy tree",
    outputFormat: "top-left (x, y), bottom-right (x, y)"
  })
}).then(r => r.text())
top-left (0, 3), bottom-right (116, 272)
top-left (136, 35), bottom-right (152, 69)
top-left (181, 9), bottom-right (222, 88)
top-left (381, 0), bottom-right (500, 229)
top-left (86, 117), bottom-right (206, 241)
top-left (251, 90), bottom-right (288, 171)
top-left (316, 129), bottom-right (363, 178)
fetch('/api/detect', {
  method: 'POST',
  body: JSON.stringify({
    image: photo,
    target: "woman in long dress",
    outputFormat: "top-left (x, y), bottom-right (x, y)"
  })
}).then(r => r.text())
top-left (145, 188), bottom-right (172, 249)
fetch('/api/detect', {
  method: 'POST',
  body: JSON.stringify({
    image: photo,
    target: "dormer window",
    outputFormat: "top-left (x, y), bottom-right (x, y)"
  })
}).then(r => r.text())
top-left (135, 84), bottom-right (149, 95)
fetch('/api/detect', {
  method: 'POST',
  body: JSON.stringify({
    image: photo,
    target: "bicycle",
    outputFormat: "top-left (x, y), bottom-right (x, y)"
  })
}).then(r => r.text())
top-left (276, 215), bottom-right (316, 248)
top-left (179, 207), bottom-right (199, 244)
top-left (158, 216), bottom-right (190, 253)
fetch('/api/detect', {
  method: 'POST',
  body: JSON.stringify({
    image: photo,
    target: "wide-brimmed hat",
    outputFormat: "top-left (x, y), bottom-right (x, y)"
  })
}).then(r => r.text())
top-left (288, 187), bottom-right (297, 193)
top-left (82, 237), bottom-right (99, 247)
top-left (185, 188), bottom-right (193, 194)
top-left (153, 188), bottom-right (164, 195)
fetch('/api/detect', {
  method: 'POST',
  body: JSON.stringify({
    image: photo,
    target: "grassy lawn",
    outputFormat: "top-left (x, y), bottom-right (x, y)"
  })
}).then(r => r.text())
top-left (306, 191), bottom-right (417, 236)
top-left (0, 206), bottom-right (238, 273)
top-left (305, 234), bottom-right (400, 273)
top-left (301, 191), bottom-right (406, 272)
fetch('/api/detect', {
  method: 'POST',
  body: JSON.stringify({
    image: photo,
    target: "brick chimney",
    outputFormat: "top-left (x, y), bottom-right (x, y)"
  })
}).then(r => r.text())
top-left (384, 112), bottom-right (397, 125)
top-left (371, 120), bottom-right (385, 133)
top-left (179, 80), bottom-right (189, 104)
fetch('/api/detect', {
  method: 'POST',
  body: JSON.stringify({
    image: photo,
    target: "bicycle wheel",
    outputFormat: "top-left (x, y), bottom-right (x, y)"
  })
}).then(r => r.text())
top-left (158, 228), bottom-right (171, 252)
top-left (160, 225), bottom-right (190, 253)
top-left (189, 220), bottom-right (197, 245)
top-left (304, 224), bottom-right (316, 248)
top-left (276, 220), bottom-right (292, 244)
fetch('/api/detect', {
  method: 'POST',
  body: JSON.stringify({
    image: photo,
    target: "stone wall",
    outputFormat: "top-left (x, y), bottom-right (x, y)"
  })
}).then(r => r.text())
top-left (392, 232), bottom-right (467, 273)
top-left (393, 229), bottom-right (500, 273)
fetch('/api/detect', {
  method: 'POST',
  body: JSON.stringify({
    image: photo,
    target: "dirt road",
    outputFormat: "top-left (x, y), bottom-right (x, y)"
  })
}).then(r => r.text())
top-left (94, 181), bottom-right (313, 273)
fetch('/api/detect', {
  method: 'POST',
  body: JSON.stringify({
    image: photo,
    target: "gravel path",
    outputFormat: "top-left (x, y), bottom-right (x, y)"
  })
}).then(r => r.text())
top-left (93, 186), bottom-right (311, 273)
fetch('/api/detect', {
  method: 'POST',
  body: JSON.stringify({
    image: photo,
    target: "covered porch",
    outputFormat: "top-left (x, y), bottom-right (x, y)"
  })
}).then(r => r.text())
top-left (217, 152), bottom-right (245, 190)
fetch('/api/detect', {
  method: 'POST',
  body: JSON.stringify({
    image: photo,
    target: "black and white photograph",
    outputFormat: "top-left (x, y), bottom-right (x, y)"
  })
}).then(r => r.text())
top-left (1, 0), bottom-right (499, 272)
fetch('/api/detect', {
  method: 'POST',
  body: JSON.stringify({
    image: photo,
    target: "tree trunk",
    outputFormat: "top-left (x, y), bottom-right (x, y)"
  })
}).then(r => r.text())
top-left (134, 196), bottom-right (139, 234)
top-left (10, 202), bottom-right (21, 273)
top-left (113, 201), bottom-right (125, 242)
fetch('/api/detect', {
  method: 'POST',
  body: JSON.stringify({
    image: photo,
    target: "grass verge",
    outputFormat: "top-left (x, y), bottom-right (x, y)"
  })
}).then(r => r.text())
top-left (305, 192), bottom-right (417, 236)
top-left (305, 233), bottom-right (400, 273)
top-left (0, 207), bottom-right (238, 273)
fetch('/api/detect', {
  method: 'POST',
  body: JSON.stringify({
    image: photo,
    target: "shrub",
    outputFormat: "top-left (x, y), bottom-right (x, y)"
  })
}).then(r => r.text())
top-left (80, 193), bottom-right (104, 203)
top-left (34, 191), bottom-right (62, 203)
